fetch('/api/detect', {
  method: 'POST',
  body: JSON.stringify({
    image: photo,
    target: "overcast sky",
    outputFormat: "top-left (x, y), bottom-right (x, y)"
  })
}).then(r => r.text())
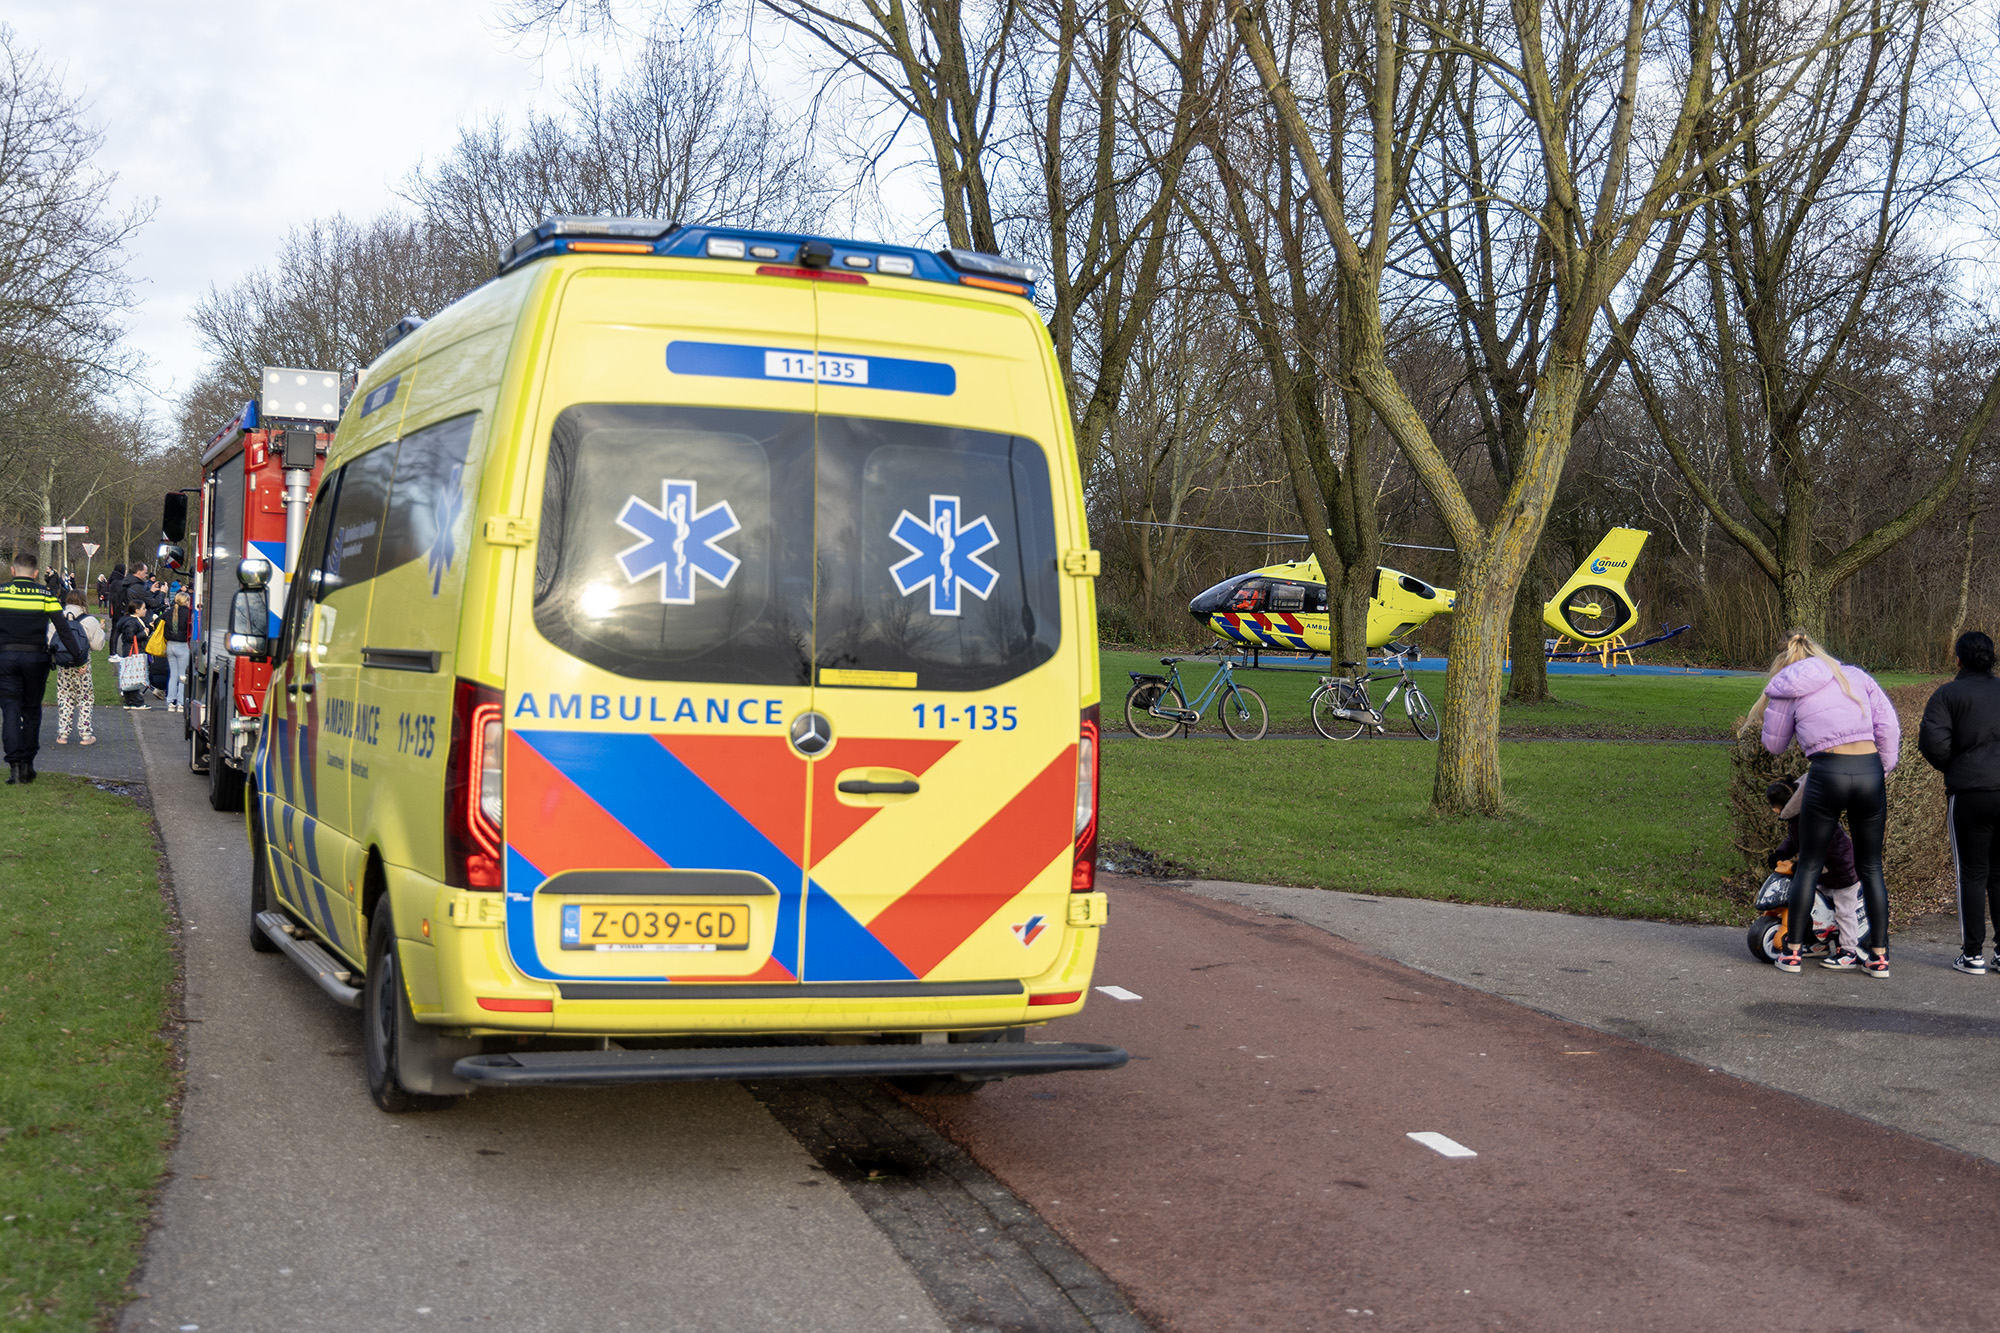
top-left (9, 0), bottom-right (614, 412)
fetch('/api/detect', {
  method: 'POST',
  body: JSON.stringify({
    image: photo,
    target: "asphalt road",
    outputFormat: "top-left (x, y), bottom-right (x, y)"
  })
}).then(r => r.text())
top-left (919, 876), bottom-right (2000, 1331)
top-left (117, 711), bottom-right (949, 1333)
top-left (1176, 877), bottom-right (2000, 1164)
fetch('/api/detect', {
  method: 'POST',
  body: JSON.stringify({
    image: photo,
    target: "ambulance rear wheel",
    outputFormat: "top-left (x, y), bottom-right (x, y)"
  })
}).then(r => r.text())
top-left (364, 905), bottom-right (460, 1113)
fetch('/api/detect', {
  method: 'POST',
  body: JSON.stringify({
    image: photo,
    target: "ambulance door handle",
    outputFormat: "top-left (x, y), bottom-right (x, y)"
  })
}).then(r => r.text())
top-left (837, 779), bottom-right (919, 795)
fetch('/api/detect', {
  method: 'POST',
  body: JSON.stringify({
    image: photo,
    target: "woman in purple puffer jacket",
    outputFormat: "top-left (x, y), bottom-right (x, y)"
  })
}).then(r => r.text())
top-left (1747, 629), bottom-right (1901, 977)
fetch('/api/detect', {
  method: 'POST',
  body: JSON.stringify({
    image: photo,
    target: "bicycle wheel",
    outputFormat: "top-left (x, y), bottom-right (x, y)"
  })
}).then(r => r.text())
top-left (1310, 683), bottom-right (1365, 740)
top-left (1405, 686), bottom-right (1438, 740)
top-left (1125, 681), bottom-right (1187, 739)
top-left (1218, 684), bottom-right (1268, 740)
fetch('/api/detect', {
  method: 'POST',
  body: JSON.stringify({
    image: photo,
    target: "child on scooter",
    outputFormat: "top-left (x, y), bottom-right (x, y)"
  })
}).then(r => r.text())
top-left (1768, 778), bottom-right (1867, 968)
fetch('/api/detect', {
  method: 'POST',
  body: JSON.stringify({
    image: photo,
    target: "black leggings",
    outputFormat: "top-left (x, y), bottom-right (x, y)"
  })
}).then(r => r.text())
top-left (1951, 790), bottom-right (2000, 954)
top-left (1786, 752), bottom-right (1888, 953)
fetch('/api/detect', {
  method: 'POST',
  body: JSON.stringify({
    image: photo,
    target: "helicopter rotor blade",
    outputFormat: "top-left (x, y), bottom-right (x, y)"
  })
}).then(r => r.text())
top-left (1121, 520), bottom-right (1455, 553)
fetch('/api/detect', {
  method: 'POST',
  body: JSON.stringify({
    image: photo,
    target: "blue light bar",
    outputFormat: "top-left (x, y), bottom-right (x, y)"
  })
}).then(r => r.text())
top-left (496, 217), bottom-right (1038, 303)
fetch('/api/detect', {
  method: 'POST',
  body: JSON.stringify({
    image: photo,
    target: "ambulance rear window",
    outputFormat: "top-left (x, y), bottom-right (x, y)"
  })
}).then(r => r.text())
top-left (814, 416), bottom-right (1060, 691)
top-left (533, 404), bottom-right (815, 686)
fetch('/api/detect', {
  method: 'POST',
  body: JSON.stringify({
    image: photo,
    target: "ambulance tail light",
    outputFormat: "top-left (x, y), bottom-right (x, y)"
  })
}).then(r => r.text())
top-left (446, 678), bottom-right (505, 889)
top-left (1072, 707), bottom-right (1099, 892)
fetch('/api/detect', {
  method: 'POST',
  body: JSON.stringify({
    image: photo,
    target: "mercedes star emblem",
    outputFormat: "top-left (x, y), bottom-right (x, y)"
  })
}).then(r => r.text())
top-left (789, 710), bottom-right (832, 756)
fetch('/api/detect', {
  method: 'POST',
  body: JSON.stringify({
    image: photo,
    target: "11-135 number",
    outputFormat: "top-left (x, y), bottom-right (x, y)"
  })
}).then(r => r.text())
top-left (913, 704), bottom-right (1017, 730)
top-left (395, 712), bottom-right (437, 758)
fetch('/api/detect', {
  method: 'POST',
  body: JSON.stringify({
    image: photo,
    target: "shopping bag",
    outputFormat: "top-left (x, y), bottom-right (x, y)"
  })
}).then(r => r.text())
top-left (145, 619), bottom-right (166, 656)
top-left (116, 653), bottom-right (149, 691)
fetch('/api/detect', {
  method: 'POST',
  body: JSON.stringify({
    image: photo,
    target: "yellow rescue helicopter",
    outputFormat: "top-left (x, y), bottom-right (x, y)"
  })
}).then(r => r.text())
top-left (1177, 527), bottom-right (1652, 652)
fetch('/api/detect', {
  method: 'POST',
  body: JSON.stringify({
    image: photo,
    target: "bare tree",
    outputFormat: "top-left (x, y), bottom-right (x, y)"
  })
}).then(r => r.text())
top-left (1618, 0), bottom-right (2000, 642)
top-left (1232, 0), bottom-right (1868, 814)
top-left (406, 30), bottom-right (833, 264)
top-left (187, 212), bottom-right (470, 404)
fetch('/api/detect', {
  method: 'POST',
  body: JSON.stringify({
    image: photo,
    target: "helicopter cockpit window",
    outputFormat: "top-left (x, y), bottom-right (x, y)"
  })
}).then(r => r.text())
top-left (1266, 582), bottom-right (1308, 613)
top-left (1398, 574), bottom-right (1437, 600)
top-left (1308, 584), bottom-right (1328, 612)
top-left (1226, 580), bottom-right (1267, 612)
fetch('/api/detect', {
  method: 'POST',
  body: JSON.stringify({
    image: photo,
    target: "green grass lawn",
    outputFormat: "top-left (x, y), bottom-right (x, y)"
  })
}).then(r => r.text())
top-left (1101, 649), bottom-right (1940, 739)
top-left (0, 776), bottom-right (176, 1329)
top-left (1101, 738), bottom-right (1743, 922)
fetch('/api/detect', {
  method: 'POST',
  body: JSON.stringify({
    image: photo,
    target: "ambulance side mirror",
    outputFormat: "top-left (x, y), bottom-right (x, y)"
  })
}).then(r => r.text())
top-left (156, 543), bottom-right (187, 574)
top-left (225, 588), bottom-right (271, 661)
top-left (236, 557), bottom-right (272, 590)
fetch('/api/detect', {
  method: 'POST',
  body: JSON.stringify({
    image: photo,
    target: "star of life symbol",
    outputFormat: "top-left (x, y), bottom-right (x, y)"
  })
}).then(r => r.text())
top-left (888, 495), bottom-right (998, 616)
top-left (425, 463), bottom-right (464, 596)
top-left (616, 479), bottom-right (742, 605)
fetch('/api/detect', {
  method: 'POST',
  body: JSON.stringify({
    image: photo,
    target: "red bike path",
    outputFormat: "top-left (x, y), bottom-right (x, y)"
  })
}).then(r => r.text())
top-left (916, 877), bottom-right (2000, 1331)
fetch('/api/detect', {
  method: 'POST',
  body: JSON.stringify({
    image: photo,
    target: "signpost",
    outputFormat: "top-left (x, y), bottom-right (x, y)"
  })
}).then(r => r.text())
top-left (38, 525), bottom-right (89, 583)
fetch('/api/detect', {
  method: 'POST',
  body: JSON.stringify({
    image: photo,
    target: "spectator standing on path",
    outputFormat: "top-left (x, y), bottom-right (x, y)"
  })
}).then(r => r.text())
top-left (1918, 631), bottom-right (2000, 975)
top-left (164, 590), bottom-right (193, 713)
top-left (109, 600), bottom-right (149, 711)
top-left (52, 589), bottom-right (104, 746)
top-left (0, 551), bottom-right (87, 785)
top-left (1748, 629), bottom-right (1901, 978)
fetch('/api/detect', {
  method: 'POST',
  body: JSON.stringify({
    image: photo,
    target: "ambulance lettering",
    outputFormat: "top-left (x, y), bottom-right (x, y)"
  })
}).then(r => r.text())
top-left (888, 494), bottom-right (998, 615)
top-left (616, 479), bottom-right (740, 605)
top-left (510, 693), bottom-right (785, 725)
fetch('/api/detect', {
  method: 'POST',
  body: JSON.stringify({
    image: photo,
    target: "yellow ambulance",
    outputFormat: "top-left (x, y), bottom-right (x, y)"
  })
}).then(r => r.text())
top-left (224, 218), bottom-right (1120, 1111)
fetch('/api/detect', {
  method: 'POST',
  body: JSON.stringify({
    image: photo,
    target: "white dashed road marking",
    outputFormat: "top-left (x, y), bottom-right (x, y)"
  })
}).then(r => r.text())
top-left (1406, 1132), bottom-right (1478, 1158)
top-left (1095, 985), bottom-right (1143, 1001)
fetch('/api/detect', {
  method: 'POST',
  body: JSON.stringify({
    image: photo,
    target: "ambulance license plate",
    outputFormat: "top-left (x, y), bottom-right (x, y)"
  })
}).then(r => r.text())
top-left (559, 903), bottom-right (750, 952)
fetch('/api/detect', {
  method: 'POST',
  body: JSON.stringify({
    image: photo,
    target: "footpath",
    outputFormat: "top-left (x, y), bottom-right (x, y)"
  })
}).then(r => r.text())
top-left (115, 711), bottom-right (947, 1333)
top-left (1175, 877), bottom-right (2000, 1164)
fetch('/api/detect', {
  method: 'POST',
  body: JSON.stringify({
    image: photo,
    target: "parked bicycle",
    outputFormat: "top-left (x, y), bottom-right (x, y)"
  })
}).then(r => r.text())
top-left (1125, 654), bottom-right (1268, 740)
top-left (1309, 645), bottom-right (1437, 740)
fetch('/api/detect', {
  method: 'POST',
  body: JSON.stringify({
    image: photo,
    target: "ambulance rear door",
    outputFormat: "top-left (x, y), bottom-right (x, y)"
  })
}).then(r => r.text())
top-left (500, 265), bottom-right (819, 989)
top-left (802, 282), bottom-right (1078, 985)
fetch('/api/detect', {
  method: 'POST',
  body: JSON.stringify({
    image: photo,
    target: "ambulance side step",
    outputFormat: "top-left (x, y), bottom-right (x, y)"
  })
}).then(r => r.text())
top-left (453, 1041), bottom-right (1128, 1087)
top-left (255, 911), bottom-right (362, 1009)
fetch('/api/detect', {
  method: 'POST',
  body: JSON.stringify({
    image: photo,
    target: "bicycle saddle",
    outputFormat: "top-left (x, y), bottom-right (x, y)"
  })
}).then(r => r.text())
top-left (1160, 656), bottom-right (1182, 665)
top-left (1338, 660), bottom-right (1364, 668)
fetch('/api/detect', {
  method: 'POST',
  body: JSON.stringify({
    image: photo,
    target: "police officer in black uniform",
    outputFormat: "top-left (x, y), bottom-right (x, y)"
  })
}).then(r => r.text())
top-left (0, 550), bottom-right (85, 785)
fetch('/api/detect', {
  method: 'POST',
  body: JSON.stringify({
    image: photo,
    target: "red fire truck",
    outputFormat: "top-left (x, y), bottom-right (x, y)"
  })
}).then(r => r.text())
top-left (161, 368), bottom-right (338, 810)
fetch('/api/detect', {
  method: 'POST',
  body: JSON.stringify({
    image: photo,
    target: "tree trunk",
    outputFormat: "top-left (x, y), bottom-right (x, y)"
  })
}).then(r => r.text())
top-left (1505, 554), bottom-right (1551, 703)
top-left (1335, 562), bottom-right (1374, 666)
top-left (1426, 362), bottom-right (1585, 814)
top-left (1778, 564), bottom-right (1828, 642)
top-left (1949, 506), bottom-right (1980, 668)
top-left (1435, 580), bottom-right (1511, 815)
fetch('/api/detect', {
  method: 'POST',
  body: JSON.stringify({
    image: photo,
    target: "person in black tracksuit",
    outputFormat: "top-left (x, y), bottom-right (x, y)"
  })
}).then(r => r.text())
top-left (0, 550), bottom-right (86, 785)
top-left (1919, 631), bottom-right (2000, 974)
top-left (109, 601), bottom-right (149, 710)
